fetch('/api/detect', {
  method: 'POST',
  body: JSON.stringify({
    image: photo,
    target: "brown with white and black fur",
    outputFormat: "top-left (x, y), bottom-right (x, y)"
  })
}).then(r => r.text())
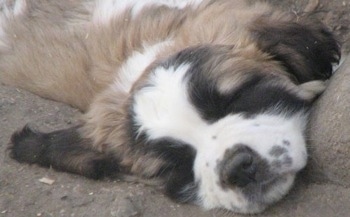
top-left (0, 0), bottom-right (340, 214)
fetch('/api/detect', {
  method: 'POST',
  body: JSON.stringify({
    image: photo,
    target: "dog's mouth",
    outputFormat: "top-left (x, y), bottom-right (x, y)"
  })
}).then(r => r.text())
top-left (215, 145), bottom-right (298, 213)
top-left (218, 173), bottom-right (295, 214)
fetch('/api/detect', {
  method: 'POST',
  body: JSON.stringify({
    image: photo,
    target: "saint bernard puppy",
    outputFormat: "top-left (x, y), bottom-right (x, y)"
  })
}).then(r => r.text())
top-left (0, 0), bottom-right (340, 214)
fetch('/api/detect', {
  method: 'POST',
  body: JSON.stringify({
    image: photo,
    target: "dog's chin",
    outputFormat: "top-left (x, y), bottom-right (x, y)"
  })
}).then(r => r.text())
top-left (237, 173), bottom-right (296, 214)
top-left (195, 165), bottom-right (297, 214)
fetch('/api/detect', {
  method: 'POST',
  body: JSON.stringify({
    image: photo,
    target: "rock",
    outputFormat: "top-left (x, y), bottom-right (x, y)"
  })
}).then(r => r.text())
top-left (110, 197), bottom-right (141, 217)
top-left (307, 56), bottom-right (350, 187)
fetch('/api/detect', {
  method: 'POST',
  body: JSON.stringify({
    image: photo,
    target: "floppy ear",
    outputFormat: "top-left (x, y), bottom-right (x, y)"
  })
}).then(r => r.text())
top-left (251, 18), bottom-right (340, 83)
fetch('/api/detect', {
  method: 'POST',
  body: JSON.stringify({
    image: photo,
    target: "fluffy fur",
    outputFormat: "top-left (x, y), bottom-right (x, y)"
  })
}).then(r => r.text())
top-left (0, 0), bottom-right (340, 214)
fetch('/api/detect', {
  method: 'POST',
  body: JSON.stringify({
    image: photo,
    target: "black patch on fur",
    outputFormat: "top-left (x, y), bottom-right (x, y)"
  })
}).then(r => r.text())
top-left (158, 45), bottom-right (310, 122)
top-left (271, 155), bottom-right (293, 170)
top-left (251, 20), bottom-right (340, 83)
top-left (269, 146), bottom-right (287, 157)
top-left (192, 72), bottom-right (309, 121)
top-left (189, 71), bottom-right (309, 122)
top-left (9, 125), bottom-right (120, 179)
top-left (148, 138), bottom-right (198, 203)
top-left (282, 140), bottom-right (291, 146)
top-left (134, 135), bottom-right (198, 203)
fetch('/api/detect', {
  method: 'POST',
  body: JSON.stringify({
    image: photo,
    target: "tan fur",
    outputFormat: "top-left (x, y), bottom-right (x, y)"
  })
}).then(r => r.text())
top-left (0, 0), bottom-right (191, 110)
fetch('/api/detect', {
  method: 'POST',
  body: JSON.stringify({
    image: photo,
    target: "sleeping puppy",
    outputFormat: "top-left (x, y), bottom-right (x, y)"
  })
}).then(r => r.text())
top-left (0, 0), bottom-right (340, 214)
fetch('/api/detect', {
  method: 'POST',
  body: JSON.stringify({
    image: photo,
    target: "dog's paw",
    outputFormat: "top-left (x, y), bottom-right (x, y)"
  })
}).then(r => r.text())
top-left (9, 125), bottom-right (48, 165)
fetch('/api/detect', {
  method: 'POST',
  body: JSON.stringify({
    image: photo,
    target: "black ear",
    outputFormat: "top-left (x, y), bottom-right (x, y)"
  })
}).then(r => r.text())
top-left (251, 18), bottom-right (340, 83)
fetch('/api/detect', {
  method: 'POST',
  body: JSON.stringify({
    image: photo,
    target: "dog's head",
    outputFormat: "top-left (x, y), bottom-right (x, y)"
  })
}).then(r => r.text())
top-left (94, 12), bottom-right (339, 214)
top-left (129, 44), bottom-right (319, 213)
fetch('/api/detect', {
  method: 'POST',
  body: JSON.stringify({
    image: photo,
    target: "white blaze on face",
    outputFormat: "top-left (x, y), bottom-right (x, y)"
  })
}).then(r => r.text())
top-left (133, 64), bottom-right (206, 142)
top-left (93, 0), bottom-right (204, 25)
top-left (132, 62), bottom-right (308, 211)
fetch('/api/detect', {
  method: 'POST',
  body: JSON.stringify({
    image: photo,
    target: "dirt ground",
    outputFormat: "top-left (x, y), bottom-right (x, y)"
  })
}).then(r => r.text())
top-left (1, 0), bottom-right (350, 217)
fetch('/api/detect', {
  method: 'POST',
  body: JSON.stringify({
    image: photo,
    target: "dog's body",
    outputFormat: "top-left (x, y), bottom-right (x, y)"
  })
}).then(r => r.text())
top-left (0, 0), bottom-right (340, 214)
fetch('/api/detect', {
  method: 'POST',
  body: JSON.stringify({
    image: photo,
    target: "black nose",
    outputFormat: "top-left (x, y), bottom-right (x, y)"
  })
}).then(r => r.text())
top-left (222, 148), bottom-right (257, 188)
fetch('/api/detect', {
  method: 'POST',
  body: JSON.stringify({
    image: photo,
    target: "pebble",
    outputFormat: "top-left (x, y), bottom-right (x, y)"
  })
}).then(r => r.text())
top-left (110, 197), bottom-right (141, 217)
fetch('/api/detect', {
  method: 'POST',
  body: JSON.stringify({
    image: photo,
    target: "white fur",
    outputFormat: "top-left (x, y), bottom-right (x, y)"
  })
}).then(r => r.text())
top-left (194, 114), bottom-right (306, 212)
top-left (12, 0), bottom-right (26, 16)
top-left (0, 19), bottom-right (6, 49)
top-left (0, 0), bottom-right (26, 16)
top-left (133, 63), bottom-right (308, 212)
top-left (113, 40), bottom-right (174, 93)
top-left (133, 64), bottom-right (204, 141)
top-left (0, 0), bottom-right (27, 49)
top-left (93, 0), bottom-right (204, 24)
